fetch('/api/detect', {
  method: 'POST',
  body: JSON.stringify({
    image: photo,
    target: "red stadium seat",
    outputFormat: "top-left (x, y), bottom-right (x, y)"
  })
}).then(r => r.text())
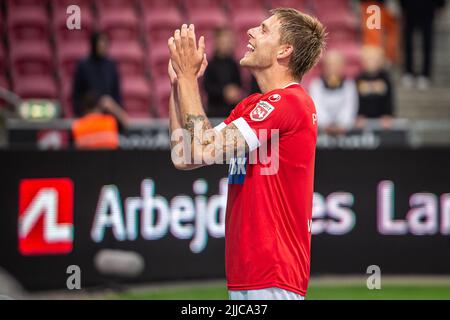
top-left (13, 75), bottom-right (58, 99)
top-left (139, 0), bottom-right (179, 10)
top-left (148, 43), bottom-right (170, 79)
top-left (313, 0), bottom-right (350, 12)
top-left (0, 43), bottom-right (6, 76)
top-left (0, 76), bottom-right (10, 90)
top-left (99, 8), bottom-right (140, 42)
top-left (226, 0), bottom-right (265, 11)
top-left (96, 0), bottom-right (136, 11)
top-left (9, 41), bottom-right (53, 77)
top-left (184, 0), bottom-right (224, 10)
top-left (268, 0), bottom-right (311, 12)
top-left (50, 0), bottom-right (92, 9)
top-left (230, 9), bottom-right (267, 32)
top-left (109, 41), bottom-right (146, 77)
top-left (7, 0), bottom-right (48, 9)
top-left (60, 79), bottom-right (74, 118)
top-left (56, 40), bottom-right (89, 80)
top-left (153, 79), bottom-right (171, 118)
top-left (121, 76), bottom-right (152, 118)
top-left (187, 9), bottom-right (227, 31)
top-left (144, 8), bottom-right (183, 44)
top-left (7, 7), bottom-right (49, 42)
top-left (52, 4), bottom-right (94, 43)
top-left (186, 8), bottom-right (228, 57)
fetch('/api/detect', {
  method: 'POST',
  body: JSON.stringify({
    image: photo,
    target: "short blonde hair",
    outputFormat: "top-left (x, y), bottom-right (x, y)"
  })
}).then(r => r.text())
top-left (271, 8), bottom-right (327, 80)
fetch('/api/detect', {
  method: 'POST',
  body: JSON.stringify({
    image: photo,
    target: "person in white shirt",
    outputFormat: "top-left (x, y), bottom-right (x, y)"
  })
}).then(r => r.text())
top-left (309, 50), bottom-right (358, 135)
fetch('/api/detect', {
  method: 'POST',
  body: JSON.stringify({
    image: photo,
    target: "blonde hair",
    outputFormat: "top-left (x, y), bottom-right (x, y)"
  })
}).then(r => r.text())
top-left (271, 8), bottom-right (327, 80)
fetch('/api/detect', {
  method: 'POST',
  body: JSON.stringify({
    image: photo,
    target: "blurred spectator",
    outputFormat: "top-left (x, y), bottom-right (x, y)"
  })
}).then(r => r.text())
top-left (72, 92), bottom-right (128, 150)
top-left (72, 32), bottom-right (122, 117)
top-left (356, 46), bottom-right (394, 130)
top-left (309, 50), bottom-right (358, 135)
top-left (359, 0), bottom-right (400, 63)
top-left (400, 0), bottom-right (446, 90)
top-left (203, 27), bottom-right (242, 117)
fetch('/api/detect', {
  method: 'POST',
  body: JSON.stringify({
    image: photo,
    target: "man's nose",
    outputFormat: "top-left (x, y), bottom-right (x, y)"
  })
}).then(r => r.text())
top-left (247, 27), bottom-right (256, 39)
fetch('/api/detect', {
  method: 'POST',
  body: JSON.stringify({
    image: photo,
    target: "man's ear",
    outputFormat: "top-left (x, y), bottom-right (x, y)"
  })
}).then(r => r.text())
top-left (277, 44), bottom-right (293, 60)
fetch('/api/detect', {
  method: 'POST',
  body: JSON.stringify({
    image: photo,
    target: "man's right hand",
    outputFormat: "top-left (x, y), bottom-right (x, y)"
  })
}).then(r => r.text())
top-left (168, 55), bottom-right (208, 85)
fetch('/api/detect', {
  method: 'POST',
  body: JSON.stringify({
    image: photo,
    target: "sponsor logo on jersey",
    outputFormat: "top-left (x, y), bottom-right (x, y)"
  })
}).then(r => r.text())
top-left (268, 94), bottom-right (281, 103)
top-left (250, 101), bottom-right (275, 122)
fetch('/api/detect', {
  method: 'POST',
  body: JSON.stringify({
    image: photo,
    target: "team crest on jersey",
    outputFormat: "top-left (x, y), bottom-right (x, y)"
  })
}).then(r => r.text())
top-left (250, 101), bottom-right (275, 122)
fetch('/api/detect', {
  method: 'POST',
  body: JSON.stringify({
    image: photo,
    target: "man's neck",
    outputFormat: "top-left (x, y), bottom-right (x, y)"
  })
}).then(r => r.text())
top-left (252, 67), bottom-right (299, 94)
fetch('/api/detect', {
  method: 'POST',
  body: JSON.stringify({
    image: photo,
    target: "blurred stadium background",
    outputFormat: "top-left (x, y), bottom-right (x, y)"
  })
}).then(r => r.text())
top-left (0, 0), bottom-right (450, 300)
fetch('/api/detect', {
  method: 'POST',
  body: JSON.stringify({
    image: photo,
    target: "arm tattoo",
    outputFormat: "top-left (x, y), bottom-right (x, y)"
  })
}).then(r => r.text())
top-left (184, 114), bottom-right (212, 145)
top-left (184, 115), bottom-right (249, 163)
top-left (221, 123), bottom-right (249, 158)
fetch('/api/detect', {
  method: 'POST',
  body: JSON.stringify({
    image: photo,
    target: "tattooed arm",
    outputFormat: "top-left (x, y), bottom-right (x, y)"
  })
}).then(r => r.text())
top-left (176, 77), bottom-right (249, 169)
top-left (168, 24), bottom-right (249, 170)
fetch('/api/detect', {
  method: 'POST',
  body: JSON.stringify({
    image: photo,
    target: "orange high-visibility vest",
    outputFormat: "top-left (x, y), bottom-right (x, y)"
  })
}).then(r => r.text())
top-left (72, 113), bottom-right (119, 149)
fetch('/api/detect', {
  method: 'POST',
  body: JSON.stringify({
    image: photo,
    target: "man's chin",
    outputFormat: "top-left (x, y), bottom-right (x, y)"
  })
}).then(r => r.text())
top-left (240, 56), bottom-right (252, 67)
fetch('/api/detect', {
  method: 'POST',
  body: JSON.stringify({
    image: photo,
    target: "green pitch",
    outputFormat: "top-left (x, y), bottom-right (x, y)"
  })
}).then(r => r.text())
top-left (109, 280), bottom-right (450, 300)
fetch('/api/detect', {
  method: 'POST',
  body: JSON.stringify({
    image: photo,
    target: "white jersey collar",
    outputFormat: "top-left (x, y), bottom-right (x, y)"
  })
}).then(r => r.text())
top-left (282, 82), bottom-right (301, 89)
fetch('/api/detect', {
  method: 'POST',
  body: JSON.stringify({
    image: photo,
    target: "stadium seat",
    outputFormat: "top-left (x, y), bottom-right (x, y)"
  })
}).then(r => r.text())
top-left (268, 0), bottom-right (311, 11)
top-left (50, 0), bottom-right (92, 9)
top-left (139, 0), bottom-right (179, 10)
top-left (98, 8), bottom-right (140, 42)
top-left (148, 43), bottom-right (170, 79)
top-left (96, 0), bottom-right (136, 11)
top-left (7, 0), bottom-right (48, 9)
top-left (13, 75), bottom-right (58, 99)
top-left (0, 43), bottom-right (6, 76)
top-left (153, 79), bottom-right (171, 118)
top-left (185, 0), bottom-right (227, 31)
top-left (121, 76), bottom-right (152, 118)
top-left (230, 9), bottom-right (267, 34)
top-left (313, 0), bottom-right (350, 12)
top-left (9, 41), bottom-right (53, 77)
top-left (226, 0), bottom-right (265, 11)
top-left (55, 40), bottom-right (90, 80)
top-left (52, 4), bottom-right (94, 43)
top-left (184, 0), bottom-right (224, 10)
top-left (186, 9), bottom-right (228, 57)
top-left (109, 41), bottom-right (146, 77)
top-left (7, 7), bottom-right (49, 42)
top-left (0, 76), bottom-right (10, 90)
top-left (144, 8), bottom-right (183, 44)
top-left (60, 79), bottom-right (74, 118)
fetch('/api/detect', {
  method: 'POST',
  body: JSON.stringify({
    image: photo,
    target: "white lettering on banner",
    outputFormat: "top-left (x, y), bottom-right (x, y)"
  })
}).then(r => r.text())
top-left (91, 178), bottom-right (228, 253)
top-left (312, 192), bottom-right (356, 235)
top-left (90, 179), bottom-right (450, 250)
top-left (377, 180), bottom-right (450, 235)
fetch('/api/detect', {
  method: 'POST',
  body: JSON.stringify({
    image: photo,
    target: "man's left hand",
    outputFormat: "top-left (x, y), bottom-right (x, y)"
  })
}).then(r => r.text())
top-left (168, 24), bottom-right (205, 80)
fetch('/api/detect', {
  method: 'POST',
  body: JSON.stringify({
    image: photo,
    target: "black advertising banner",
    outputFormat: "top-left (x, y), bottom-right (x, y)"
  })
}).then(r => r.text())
top-left (0, 149), bottom-right (449, 291)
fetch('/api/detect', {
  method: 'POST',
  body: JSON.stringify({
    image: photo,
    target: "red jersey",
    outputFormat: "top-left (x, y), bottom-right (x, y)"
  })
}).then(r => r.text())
top-left (217, 83), bottom-right (317, 296)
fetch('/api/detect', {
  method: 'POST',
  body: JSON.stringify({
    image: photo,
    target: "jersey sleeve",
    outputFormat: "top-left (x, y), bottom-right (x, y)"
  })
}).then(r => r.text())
top-left (213, 93), bottom-right (260, 132)
top-left (231, 92), bottom-right (306, 152)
